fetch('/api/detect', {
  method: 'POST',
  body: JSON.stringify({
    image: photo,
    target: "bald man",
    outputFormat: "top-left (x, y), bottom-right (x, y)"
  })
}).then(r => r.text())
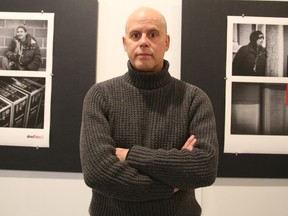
top-left (80, 7), bottom-right (218, 216)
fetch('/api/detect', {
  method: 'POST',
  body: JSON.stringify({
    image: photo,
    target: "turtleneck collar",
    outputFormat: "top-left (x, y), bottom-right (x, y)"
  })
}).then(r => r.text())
top-left (123, 60), bottom-right (171, 90)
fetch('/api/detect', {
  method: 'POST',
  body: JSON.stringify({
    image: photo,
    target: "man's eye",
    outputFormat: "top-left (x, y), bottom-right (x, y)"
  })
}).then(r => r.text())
top-left (131, 33), bottom-right (140, 38)
top-left (149, 32), bottom-right (158, 38)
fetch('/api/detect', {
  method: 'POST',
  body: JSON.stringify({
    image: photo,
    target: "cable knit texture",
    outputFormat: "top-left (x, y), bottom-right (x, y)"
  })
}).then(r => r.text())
top-left (80, 60), bottom-right (218, 216)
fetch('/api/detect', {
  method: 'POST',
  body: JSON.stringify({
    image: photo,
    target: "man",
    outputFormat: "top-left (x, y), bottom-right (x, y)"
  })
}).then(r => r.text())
top-left (1, 25), bottom-right (42, 71)
top-left (232, 30), bottom-right (267, 76)
top-left (80, 7), bottom-right (218, 216)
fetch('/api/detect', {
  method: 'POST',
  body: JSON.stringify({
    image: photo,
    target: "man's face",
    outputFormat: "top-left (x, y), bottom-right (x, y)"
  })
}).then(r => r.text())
top-left (256, 36), bottom-right (264, 46)
top-left (16, 28), bottom-right (27, 41)
top-left (122, 10), bottom-right (170, 72)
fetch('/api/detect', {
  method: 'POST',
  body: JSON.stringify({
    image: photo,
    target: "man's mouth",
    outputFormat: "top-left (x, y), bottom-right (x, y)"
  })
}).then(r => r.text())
top-left (136, 53), bottom-right (151, 57)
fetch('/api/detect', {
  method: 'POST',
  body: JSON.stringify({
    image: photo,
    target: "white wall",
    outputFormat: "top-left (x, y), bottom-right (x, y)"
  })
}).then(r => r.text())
top-left (203, 178), bottom-right (288, 216)
top-left (1, 0), bottom-right (288, 216)
top-left (0, 170), bottom-right (90, 216)
top-left (96, 0), bottom-right (182, 82)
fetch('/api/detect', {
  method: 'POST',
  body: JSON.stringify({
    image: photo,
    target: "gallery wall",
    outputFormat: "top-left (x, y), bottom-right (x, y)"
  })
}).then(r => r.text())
top-left (0, 0), bottom-right (97, 172)
top-left (0, 0), bottom-right (288, 216)
top-left (181, 0), bottom-right (288, 178)
top-left (1, 0), bottom-right (287, 178)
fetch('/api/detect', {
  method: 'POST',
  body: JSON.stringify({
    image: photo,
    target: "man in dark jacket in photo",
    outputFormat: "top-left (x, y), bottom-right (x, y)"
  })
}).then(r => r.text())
top-left (232, 30), bottom-right (267, 76)
top-left (2, 25), bottom-right (42, 71)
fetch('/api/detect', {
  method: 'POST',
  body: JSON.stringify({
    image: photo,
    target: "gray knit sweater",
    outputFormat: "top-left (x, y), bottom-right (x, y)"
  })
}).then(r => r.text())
top-left (80, 60), bottom-right (218, 216)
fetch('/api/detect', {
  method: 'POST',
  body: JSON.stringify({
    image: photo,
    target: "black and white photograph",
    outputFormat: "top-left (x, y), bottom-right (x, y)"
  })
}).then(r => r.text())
top-left (0, 12), bottom-right (54, 147)
top-left (231, 20), bottom-right (288, 77)
top-left (231, 82), bottom-right (288, 136)
top-left (225, 16), bottom-right (288, 154)
top-left (0, 75), bottom-right (51, 148)
top-left (0, 76), bottom-right (45, 129)
top-left (0, 13), bottom-right (53, 72)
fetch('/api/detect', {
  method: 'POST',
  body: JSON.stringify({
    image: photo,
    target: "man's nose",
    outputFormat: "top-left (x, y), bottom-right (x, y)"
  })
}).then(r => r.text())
top-left (139, 35), bottom-right (149, 47)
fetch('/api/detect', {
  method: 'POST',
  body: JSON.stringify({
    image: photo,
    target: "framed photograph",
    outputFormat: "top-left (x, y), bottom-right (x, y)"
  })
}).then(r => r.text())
top-left (0, 12), bottom-right (54, 147)
top-left (225, 16), bottom-right (288, 154)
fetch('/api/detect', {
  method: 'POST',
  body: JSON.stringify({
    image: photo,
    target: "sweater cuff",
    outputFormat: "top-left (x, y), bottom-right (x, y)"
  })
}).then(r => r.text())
top-left (125, 145), bottom-right (155, 168)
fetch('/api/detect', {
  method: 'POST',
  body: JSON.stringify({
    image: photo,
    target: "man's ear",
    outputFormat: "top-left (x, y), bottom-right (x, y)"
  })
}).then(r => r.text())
top-left (122, 36), bottom-right (127, 52)
top-left (165, 34), bottom-right (170, 51)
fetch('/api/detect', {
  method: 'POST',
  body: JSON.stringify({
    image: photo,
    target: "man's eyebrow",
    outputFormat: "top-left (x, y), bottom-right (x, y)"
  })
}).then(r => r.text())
top-left (128, 30), bottom-right (140, 36)
top-left (127, 27), bottom-right (161, 36)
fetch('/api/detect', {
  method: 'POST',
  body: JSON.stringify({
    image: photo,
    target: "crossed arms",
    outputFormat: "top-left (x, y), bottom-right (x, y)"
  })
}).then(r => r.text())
top-left (80, 84), bottom-right (218, 202)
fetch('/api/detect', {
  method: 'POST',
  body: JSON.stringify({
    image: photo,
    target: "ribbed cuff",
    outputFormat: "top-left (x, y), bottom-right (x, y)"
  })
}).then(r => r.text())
top-left (126, 145), bottom-right (155, 169)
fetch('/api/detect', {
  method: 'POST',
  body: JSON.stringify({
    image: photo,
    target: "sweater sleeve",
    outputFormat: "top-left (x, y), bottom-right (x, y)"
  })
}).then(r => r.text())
top-left (126, 88), bottom-right (218, 190)
top-left (80, 84), bottom-right (174, 202)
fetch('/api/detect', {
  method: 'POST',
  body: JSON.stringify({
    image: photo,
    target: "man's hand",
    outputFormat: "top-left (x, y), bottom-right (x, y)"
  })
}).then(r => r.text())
top-left (115, 148), bottom-right (129, 161)
top-left (181, 135), bottom-right (197, 151)
top-left (174, 188), bottom-right (180, 193)
top-left (8, 53), bottom-right (18, 62)
top-left (116, 135), bottom-right (196, 194)
top-left (174, 135), bottom-right (197, 193)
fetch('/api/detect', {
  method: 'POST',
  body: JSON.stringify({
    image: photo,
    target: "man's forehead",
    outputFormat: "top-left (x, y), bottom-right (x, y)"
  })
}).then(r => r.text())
top-left (127, 23), bottom-right (160, 33)
top-left (125, 8), bottom-right (167, 33)
top-left (126, 18), bottom-right (165, 35)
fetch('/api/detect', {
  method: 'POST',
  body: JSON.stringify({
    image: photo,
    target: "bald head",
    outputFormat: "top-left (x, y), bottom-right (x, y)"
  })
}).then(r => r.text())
top-left (122, 7), bottom-right (170, 72)
top-left (125, 7), bottom-right (167, 35)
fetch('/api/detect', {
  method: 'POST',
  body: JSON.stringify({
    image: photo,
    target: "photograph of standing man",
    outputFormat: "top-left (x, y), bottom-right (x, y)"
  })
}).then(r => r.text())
top-left (232, 30), bottom-right (267, 76)
top-left (1, 25), bottom-right (42, 71)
